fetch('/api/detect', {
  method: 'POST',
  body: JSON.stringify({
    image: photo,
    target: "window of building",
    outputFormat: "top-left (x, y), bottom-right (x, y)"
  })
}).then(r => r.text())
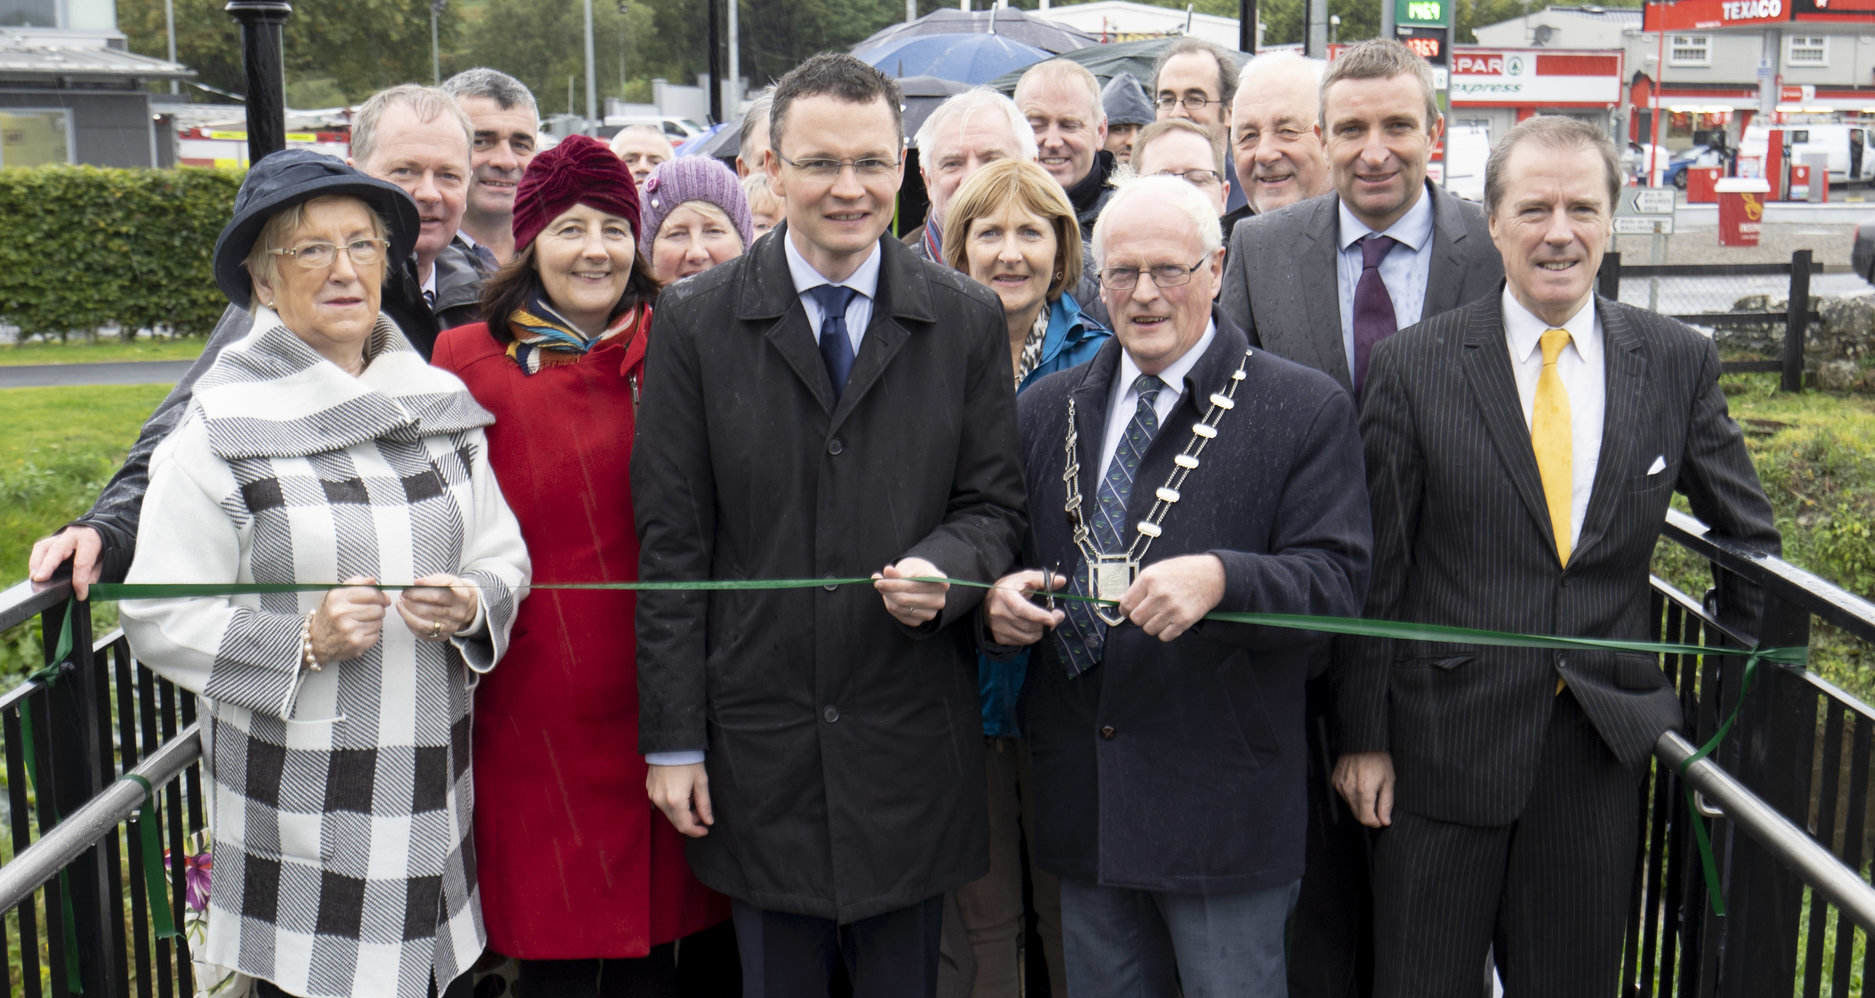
top-left (0, 0), bottom-right (56, 28)
top-left (0, 110), bottom-right (74, 166)
top-left (1786, 35), bottom-right (1827, 67)
top-left (1667, 34), bottom-right (1711, 68)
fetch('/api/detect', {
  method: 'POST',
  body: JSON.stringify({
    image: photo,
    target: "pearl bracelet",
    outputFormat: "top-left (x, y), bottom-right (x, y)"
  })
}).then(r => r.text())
top-left (300, 610), bottom-right (323, 672)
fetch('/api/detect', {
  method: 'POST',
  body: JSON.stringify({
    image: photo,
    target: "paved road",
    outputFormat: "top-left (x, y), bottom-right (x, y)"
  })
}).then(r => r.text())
top-left (0, 361), bottom-right (191, 388)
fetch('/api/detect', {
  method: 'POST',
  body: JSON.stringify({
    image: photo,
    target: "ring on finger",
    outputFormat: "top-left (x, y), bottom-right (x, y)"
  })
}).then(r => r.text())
top-left (430, 620), bottom-right (442, 640)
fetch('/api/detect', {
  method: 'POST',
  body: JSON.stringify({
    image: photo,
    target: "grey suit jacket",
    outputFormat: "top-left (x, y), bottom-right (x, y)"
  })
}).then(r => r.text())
top-left (1217, 183), bottom-right (1503, 393)
top-left (1342, 292), bottom-right (1779, 826)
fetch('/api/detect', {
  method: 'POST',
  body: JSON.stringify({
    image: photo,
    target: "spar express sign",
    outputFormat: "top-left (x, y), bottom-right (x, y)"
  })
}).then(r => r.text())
top-left (1449, 50), bottom-right (1623, 104)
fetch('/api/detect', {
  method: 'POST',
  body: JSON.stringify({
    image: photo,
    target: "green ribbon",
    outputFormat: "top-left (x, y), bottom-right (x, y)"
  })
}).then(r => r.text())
top-left (81, 575), bottom-right (1804, 922)
top-left (122, 773), bottom-right (179, 940)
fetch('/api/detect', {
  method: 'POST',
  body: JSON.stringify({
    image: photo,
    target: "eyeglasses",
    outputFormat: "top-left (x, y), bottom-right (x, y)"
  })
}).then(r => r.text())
top-left (1152, 168), bottom-right (1222, 187)
top-left (1154, 94), bottom-right (1223, 113)
top-left (776, 154), bottom-right (900, 179)
top-left (1100, 257), bottom-right (1210, 292)
top-left (268, 238), bottom-right (388, 270)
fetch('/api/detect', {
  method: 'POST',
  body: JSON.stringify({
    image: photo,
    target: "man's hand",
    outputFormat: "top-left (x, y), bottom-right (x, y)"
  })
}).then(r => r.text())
top-left (310, 576), bottom-right (391, 663)
top-left (1118, 554), bottom-right (1225, 642)
top-left (873, 557), bottom-right (949, 627)
top-left (1332, 751), bottom-right (1395, 828)
top-left (29, 526), bottom-right (103, 600)
top-left (647, 762), bottom-right (714, 838)
top-left (985, 570), bottom-right (1067, 647)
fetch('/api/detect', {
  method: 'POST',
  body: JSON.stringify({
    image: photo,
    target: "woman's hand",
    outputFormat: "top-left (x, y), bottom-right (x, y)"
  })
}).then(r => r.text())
top-left (395, 573), bottom-right (482, 642)
top-left (311, 576), bottom-right (391, 662)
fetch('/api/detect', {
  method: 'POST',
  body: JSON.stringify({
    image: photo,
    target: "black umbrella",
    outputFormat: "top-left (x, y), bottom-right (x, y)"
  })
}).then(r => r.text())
top-left (675, 76), bottom-right (970, 169)
top-left (984, 36), bottom-right (1249, 96)
top-left (855, 8), bottom-right (1100, 57)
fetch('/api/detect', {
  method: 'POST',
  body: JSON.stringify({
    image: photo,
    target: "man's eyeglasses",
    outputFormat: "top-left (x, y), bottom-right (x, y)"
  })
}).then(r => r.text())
top-left (268, 238), bottom-right (388, 270)
top-left (777, 154), bottom-right (900, 179)
top-left (1099, 258), bottom-right (1210, 292)
top-left (1152, 168), bottom-right (1222, 187)
top-left (1154, 94), bottom-right (1223, 113)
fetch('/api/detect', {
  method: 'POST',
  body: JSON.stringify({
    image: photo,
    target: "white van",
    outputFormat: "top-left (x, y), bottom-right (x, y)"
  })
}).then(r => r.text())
top-left (1739, 122), bottom-right (1875, 184)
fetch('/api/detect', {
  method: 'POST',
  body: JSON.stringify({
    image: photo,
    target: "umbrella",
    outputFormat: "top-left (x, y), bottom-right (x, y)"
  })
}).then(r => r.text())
top-left (853, 32), bottom-right (1051, 85)
top-left (897, 75), bottom-right (971, 138)
top-left (854, 9), bottom-right (1100, 56)
top-left (984, 36), bottom-right (1249, 96)
top-left (676, 121), bottom-right (736, 160)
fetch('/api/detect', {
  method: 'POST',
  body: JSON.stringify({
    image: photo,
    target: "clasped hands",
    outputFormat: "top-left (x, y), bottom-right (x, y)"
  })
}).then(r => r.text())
top-left (984, 553), bottom-right (1226, 646)
top-left (307, 573), bottom-right (481, 663)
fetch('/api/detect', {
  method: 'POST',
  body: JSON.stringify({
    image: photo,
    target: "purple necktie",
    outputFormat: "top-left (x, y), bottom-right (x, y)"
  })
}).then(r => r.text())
top-left (1351, 234), bottom-right (1399, 396)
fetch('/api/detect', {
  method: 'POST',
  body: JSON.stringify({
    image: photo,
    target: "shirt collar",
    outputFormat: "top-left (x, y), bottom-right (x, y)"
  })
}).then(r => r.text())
top-left (455, 230), bottom-right (482, 251)
top-left (1502, 286), bottom-right (1601, 369)
top-left (1337, 181), bottom-right (1436, 253)
top-left (1116, 317), bottom-right (1218, 401)
top-left (784, 230), bottom-right (883, 301)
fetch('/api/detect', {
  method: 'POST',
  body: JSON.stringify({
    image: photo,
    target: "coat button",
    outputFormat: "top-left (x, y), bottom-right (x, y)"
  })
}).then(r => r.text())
top-left (827, 437), bottom-right (844, 456)
top-left (1100, 725), bottom-right (1116, 740)
top-left (823, 575), bottom-right (838, 592)
top-left (823, 705), bottom-right (840, 723)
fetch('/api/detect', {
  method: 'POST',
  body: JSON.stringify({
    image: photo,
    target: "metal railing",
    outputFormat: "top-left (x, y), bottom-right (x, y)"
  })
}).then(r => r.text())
top-left (1597, 250), bottom-right (1822, 392)
top-left (0, 512), bottom-right (1870, 997)
top-left (0, 576), bottom-right (203, 998)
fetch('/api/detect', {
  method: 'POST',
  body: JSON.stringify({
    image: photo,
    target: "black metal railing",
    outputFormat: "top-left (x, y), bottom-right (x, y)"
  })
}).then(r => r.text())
top-left (1626, 508), bottom-right (1875, 998)
top-left (0, 577), bottom-right (202, 998)
top-left (0, 511), bottom-right (1870, 998)
top-left (1597, 250), bottom-right (1822, 393)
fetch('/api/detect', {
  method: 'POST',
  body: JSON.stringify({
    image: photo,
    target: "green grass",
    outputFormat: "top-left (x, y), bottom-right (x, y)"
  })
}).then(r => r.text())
top-left (0, 338), bottom-right (205, 366)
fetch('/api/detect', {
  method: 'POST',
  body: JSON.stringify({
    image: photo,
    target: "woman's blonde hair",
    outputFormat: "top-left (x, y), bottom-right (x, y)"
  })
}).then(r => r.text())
top-left (940, 158), bottom-right (1082, 304)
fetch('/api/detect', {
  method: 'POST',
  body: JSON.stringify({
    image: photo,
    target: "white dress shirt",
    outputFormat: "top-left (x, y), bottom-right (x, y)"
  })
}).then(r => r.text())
top-left (1336, 186), bottom-right (1435, 384)
top-left (785, 232), bottom-right (882, 353)
top-left (1503, 288), bottom-right (1605, 551)
top-left (1097, 320), bottom-right (1218, 481)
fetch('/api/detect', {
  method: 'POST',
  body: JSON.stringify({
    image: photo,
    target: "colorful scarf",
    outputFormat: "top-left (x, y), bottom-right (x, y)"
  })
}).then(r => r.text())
top-left (505, 288), bottom-right (643, 375)
top-left (1014, 306), bottom-right (1049, 389)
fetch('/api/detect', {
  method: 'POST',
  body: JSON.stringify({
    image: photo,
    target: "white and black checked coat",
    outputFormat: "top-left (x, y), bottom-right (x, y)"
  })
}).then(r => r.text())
top-left (121, 310), bottom-right (530, 998)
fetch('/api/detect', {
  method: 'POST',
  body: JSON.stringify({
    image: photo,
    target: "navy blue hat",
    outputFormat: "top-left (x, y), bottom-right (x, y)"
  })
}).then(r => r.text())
top-left (1102, 73), bottom-right (1154, 128)
top-left (212, 149), bottom-right (420, 308)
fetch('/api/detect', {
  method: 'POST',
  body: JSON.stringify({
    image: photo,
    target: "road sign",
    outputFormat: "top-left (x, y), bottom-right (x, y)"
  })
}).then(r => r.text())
top-left (1621, 187), bottom-right (1677, 216)
top-left (1614, 216), bottom-right (1676, 235)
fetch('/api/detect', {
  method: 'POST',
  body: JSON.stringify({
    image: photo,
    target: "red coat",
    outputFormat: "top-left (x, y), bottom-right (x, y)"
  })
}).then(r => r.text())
top-left (433, 316), bottom-right (728, 959)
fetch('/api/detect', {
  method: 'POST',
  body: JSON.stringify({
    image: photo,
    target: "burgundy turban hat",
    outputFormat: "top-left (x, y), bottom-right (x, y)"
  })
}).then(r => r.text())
top-left (511, 133), bottom-right (643, 252)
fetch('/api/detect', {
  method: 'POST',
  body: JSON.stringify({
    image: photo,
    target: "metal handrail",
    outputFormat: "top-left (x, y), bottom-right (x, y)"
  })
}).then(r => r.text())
top-left (0, 721), bottom-right (202, 913)
top-left (1656, 730), bottom-right (1875, 932)
top-left (1664, 506), bottom-right (1875, 643)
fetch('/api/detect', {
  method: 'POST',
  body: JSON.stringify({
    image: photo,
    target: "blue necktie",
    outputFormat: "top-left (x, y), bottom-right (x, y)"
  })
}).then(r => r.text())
top-left (808, 284), bottom-right (859, 400)
top-left (1056, 374), bottom-right (1163, 678)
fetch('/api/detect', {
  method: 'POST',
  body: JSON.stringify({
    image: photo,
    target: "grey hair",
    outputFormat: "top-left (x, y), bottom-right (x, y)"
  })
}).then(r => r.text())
top-left (1015, 58), bottom-right (1107, 127)
top-left (440, 67), bottom-right (539, 118)
top-left (1091, 174), bottom-right (1222, 267)
top-left (913, 87), bottom-right (1037, 159)
top-left (351, 84), bottom-right (473, 167)
top-left (739, 90), bottom-right (773, 164)
top-left (1484, 115), bottom-right (1622, 218)
top-left (1320, 39), bottom-right (1437, 134)
top-left (1234, 51), bottom-right (1326, 106)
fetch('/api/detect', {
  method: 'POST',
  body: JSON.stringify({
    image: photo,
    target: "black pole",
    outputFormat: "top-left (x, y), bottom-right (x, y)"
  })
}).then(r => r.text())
top-left (226, 1), bottom-right (291, 164)
top-left (1239, 0), bottom-right (1257, 53)
top-left (707, 0), bottom-right (722, 124)
top-left (1781, 249), bottom-right (1810, 393)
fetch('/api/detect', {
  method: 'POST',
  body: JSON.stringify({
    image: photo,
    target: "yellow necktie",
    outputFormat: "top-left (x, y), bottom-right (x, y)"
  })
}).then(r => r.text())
top-left (1533, 328), bottom-right (1573, 566)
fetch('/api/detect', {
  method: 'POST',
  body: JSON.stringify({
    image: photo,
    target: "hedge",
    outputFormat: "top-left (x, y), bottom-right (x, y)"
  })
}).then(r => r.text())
top-left (0, 166), bottom-right (243, 339)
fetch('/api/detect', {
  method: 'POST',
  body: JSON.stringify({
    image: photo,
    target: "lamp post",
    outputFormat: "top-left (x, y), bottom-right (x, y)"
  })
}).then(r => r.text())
top-left (225, 0), bottom-right (290, 164)
top-left (430, 0), bottom-right (443, 84)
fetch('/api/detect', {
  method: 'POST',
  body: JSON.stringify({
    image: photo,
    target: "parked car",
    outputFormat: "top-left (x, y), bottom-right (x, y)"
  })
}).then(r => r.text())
top-left (1854, 218), bottom-right (1875, 284)
top-left (1625, 141), bottom-right (1671, 185)
top-left (1664, 144), bottom-right (1731, 189)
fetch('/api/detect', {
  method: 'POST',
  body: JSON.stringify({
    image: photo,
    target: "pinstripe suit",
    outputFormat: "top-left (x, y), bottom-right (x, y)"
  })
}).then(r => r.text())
top-left (1346, 292), bottom-right (1778, 996)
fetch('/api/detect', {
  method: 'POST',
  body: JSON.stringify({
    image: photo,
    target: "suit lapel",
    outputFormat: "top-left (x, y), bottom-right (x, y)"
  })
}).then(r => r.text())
top-left (1572, 299), bottom-right (1647, 562)
top-left (1423, 185), bottom-right (1477, 319)
top-left (1460, 297), bottom-right (1557, 551)
top-left (1299, 198), bottom-right (1350, 390)
top-left (1070, 340), bottom-right (1123, 510)
top-left (830, 237), bottom-right (936, 431)
top-left (740, 223), bottom-right (839, 412)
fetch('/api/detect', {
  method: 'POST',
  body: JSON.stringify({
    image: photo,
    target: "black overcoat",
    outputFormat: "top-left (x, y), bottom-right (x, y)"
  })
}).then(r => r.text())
top-left (632, 226), bottom-right (1027, 922)
top-left (1014, 317), bottom-right (1372, 893)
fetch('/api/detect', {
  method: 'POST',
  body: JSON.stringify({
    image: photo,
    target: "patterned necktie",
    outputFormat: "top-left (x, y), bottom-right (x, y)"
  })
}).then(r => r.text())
top-left (808, 284), bottom-right (859, 400)
top-left (1056, 374), bottom-right (1163, 678)
top-left (422, 287), bottom-right (437, 311)
top-left (1533, 327), bottom-right (1574, 566)
top-left (1350, 234), bottom-right (1399, 396)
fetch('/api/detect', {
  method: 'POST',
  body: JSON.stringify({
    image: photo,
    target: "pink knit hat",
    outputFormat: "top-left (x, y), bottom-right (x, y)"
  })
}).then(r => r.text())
top-left (639, 156), bottom-right (755, 255)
